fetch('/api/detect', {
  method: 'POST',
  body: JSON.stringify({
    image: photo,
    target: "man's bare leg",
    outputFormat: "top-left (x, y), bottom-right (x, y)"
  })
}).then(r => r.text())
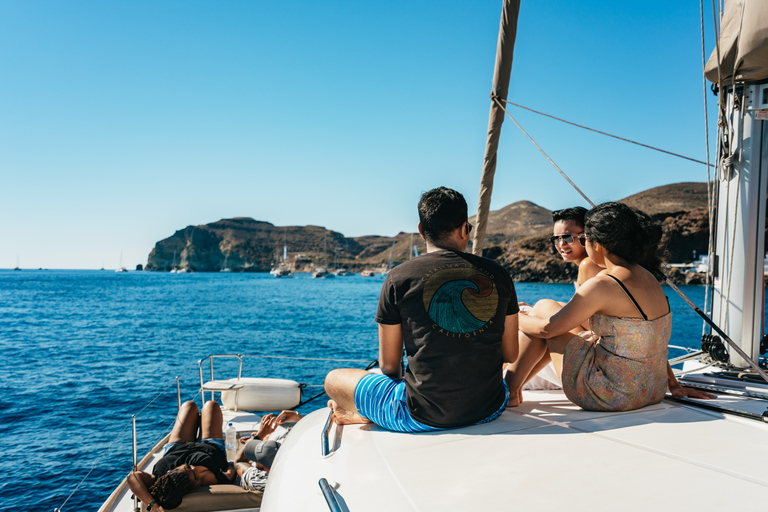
top-left (324, 368), bottom-right (373, 425)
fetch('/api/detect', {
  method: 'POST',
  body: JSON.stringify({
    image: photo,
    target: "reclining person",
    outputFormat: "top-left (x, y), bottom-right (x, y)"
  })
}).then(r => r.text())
top-left (235, 410), bottom-right (301, 492)
top-left (127, 401), bottom-right (236, 512)
top-left (324, 186), bottom-right (519, 432)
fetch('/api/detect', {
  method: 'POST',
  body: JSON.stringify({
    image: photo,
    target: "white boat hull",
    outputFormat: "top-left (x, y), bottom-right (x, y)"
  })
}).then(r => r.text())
top-left (263, 389), bottom-right (768, 511)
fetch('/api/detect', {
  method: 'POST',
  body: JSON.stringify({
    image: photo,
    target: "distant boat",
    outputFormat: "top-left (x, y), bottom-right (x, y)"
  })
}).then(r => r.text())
top-left (14, 256), bottom-right (20, 271)
top-left (333, 268), bottom-right (349, 276)
top-left (312, 267), bottom-right (334, 278)
top-left (380, 241), bottom-right (396, 276)
top-left (220, 253), bottom-right (232, 272)
top-left (115, 253), bottom-right (128, 273)
top-left (271, 267), bottom-right (291, 277)
top-left (361, 269), bottom-right (375, 277)
top-left (270, 236), bottom-right (291, 276)
top-left (170, 250), bottom-right (180, 273)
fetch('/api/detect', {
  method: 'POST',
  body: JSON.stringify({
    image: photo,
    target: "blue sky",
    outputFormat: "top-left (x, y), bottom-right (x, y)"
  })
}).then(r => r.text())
top-left (1, 1), bottom-right (718, 269)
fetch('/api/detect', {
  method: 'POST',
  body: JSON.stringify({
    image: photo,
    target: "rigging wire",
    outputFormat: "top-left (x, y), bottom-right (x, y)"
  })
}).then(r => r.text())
top-left (700, 0), bottom-right (715, 335)
top-left (244, 354), bottom-right (373, 364)
top-left (494, 81), bottom-right (768, 384)
top-left (492, 96), bottom-right (595, 208)
top-left (723, 93), bottom-right (744, 334)
top-left (501, 100), bottom-right (714, 168)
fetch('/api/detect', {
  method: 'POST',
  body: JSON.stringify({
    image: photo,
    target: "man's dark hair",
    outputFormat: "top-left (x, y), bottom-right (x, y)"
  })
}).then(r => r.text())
top-left (552, 206), bottom-right (588, 228)
top-left (418, 187), bottom-right (468, 244)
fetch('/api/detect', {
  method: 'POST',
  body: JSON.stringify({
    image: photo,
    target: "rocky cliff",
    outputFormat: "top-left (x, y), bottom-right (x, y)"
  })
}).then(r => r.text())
top-left (493, 182), bottom-right (711, 282)
top-left (146, 182), bottom-right (715, 280)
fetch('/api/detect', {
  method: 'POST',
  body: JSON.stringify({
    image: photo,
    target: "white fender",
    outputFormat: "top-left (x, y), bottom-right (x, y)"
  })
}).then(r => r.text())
top-left (220, 377), bottom-right (302, 412)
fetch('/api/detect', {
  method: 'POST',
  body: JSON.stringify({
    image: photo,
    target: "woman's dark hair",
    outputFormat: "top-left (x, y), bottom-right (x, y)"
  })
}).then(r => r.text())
top-left (552, 206), bottom-right (588, 228)
top-left (584, 202), bottom-right (663, 276)
top-left (418, 187), bottom-right (468, 244)
top-left (149, 468), bottom-right (195, 510)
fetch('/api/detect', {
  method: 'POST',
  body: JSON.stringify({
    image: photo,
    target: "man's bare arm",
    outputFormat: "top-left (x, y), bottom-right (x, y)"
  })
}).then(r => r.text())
top-left (378, 323), bottom-right (404, 378)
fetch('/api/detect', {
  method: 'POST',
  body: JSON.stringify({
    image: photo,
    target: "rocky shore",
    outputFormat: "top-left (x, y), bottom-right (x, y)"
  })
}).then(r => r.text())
top-left (145, 182), bottom-right (724, 283)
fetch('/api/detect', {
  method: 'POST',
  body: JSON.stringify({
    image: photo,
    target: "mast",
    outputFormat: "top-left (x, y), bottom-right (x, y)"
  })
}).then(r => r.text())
top-left (704, 0), bottom-right (768, 366)
top-left (472, 0), bottom-right (521, 256)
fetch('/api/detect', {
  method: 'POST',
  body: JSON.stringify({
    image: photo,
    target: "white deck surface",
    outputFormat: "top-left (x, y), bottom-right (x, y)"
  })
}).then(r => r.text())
top-left (263, 390), bottom-right (768, 511)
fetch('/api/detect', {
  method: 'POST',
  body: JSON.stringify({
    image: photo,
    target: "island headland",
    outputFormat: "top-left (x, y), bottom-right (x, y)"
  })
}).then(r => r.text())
top-left (145, 182), bottom-right (720, 283)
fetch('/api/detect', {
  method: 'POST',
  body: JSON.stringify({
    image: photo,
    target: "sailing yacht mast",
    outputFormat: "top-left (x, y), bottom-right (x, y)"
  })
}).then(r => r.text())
top-left (704, 0), bottom-right (768, 367)
top-left (472, 0), bottom-right (521, 256)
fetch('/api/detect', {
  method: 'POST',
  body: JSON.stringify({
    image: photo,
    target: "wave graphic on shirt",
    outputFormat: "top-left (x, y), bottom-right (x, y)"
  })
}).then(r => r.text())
top-left (428, 276), bottom-right (492, 333)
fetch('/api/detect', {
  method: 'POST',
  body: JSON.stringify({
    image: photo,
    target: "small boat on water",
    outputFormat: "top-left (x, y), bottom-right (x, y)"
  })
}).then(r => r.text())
top-left (360, 269), bottom-right (375, 277)
top-left (221, 254), bottom-right (232, 272)
top-left (270, 266), bottom-right (291, 277)
top-left (311, 268), bottom-right (334, 278)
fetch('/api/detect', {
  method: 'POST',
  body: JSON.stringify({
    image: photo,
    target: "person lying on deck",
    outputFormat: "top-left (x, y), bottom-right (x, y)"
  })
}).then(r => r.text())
top-left (505, 202), bottom-right (714, 411)
top-left (235, 410), bottom-right (301, 492)
top-left (324, 186), bottom-right (519, 432)
top-left (126, 401), bottom-right (236, 512)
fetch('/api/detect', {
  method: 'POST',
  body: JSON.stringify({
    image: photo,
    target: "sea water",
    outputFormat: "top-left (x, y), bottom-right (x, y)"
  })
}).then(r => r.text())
top-left (0, 270), bottom-right (717, 511)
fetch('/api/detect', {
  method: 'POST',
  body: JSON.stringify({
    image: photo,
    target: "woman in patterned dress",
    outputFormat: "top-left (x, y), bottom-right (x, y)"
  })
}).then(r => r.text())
top-left (505, 202), bottom-right (713, 410)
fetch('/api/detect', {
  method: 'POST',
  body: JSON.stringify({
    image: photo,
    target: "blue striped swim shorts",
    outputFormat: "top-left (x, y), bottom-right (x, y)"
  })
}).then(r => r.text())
top-left (353, 372), bottom-right (509, 433)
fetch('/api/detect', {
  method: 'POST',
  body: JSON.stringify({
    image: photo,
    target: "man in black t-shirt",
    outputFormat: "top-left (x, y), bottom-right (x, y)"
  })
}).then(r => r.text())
top-left (325, 187), bottom-right (519, 432)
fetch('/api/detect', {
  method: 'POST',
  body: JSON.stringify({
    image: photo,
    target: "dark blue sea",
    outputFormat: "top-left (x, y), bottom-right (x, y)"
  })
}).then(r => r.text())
top-left (0, 270), bottom-right (715, 511)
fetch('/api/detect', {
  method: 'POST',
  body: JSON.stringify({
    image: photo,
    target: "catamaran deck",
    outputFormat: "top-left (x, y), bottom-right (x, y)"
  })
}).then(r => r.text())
top-left (264, 389), bottom-right (768, 511)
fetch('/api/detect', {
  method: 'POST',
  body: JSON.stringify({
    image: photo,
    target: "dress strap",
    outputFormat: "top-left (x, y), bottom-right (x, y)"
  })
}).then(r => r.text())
top-left (605, 274), bottom-right (648, 320)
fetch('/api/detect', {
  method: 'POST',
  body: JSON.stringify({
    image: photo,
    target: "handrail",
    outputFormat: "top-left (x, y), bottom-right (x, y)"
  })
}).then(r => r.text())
top-left (318, 478), bottom-right (343, 512)
top-left (321, 411), bottom-right (334, 456)
top-left (198, 354), bottom-right (243, 401)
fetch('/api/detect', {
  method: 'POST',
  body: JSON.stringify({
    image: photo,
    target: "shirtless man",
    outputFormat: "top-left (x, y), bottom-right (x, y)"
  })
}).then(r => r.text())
top-left (324, 186), bottom-right (519, 432)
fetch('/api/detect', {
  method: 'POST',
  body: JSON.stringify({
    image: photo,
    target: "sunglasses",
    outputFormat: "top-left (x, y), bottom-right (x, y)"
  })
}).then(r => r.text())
top-left (466, 221), bottom-right (473, 234)
top-left (550, 233), bottom-right (586, 246)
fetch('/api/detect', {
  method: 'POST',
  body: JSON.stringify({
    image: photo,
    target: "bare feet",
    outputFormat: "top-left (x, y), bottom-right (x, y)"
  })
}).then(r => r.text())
top-left (327, 400), bottom-right (371, 425)
top-left (506, 390), bottom-right (524, 408)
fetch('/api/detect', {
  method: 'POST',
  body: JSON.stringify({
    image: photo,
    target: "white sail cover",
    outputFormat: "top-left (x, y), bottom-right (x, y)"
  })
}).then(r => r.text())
top-left (705, 0), bottom-right (768, 83)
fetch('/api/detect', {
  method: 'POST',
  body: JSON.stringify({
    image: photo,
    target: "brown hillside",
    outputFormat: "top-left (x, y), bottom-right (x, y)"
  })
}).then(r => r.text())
top-left (621, 182), bottom-right (708, 215)
top-left (470, 200), bottom-right (552, 245)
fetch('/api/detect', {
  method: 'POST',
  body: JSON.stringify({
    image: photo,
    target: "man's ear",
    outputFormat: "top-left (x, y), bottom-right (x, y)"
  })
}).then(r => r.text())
top-left (418, 222), bottom-right (425, 240)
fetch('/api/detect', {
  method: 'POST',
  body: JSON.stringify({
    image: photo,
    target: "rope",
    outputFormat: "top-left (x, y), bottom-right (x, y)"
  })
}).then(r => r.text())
top-left (501, 100), bottom-right (714, 168)
top-left (244, 355), bottom-right (374, 364)
top-left (497, 83), bottom-right (767, 383)
top-left (722, 91), bottom-right (746, 335)
top-left (662, 274), bottom-right (768, 383)
top-left (700, 0), bottom-right (715, 333)
top-left (493, 97), bottom-right (595, 207)
top-left (54, 419), bottom-right (134, 512)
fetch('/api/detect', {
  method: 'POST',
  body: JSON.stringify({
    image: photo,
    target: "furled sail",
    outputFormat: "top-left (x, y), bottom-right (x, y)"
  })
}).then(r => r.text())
top-left (705, 0), bottom-right (768, 83)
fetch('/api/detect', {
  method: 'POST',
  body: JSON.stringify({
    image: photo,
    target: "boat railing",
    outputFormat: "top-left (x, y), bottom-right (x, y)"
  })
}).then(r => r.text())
top-left (321, 411), bottom-right (335, 456)
top-left (78, 354), bottom-right (376, 512)
top-left (198, 354), bottom-right (244, 401)
top-left (318, 478), bottom-right (343, 512)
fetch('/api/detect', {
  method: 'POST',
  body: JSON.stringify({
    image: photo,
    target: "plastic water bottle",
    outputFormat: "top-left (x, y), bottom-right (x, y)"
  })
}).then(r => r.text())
top-left (225, 422), bottom-right (237, 462)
